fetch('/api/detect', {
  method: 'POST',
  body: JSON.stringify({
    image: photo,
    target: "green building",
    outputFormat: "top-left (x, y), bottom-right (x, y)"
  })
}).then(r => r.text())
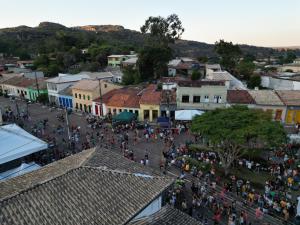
top-left (27, 80), bottom-right (48, 102)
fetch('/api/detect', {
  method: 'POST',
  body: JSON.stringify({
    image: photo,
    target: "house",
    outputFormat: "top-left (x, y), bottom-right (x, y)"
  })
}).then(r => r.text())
top-left (261, 73), bottom-right (300, 90)
top-left (27, 79), bottom-right (48, 102)
top-left (248, 90), bottom-right (286, 122)
top-left (167, 57), bottom-right (204, 77)
top-left (205, 64), bottom-right (222, 75)
top-left (0, 147), bottom-right (175, 225)
top-left (276, 90), bottom-right (300, 125)
top-left (176, 80), bottom-right (228, 111)
top-left (279, 58), bottom-right (300, 73)
top-left (108, 54), bottom-right (137, 67)
top-left (226, 90), bottom-right (255, 107)
top-left (93, 87), bottom-right (141, 117)
top-left (205, 71), bottom-right (246, 90)
top-left (160, 89), bottom-right (177, 119)
top-left (46, 73), bottom-right (90, 105)
top-left (72, 79), bottom-right (121, 113)
top-left (58, 85), bottom-right (73, 109)
top-left (139, 84), bottom-right (161, 122)
top-left (0, 73), bottom-right (23, 93)
top-left (122, 57), bottom-right (138, 68)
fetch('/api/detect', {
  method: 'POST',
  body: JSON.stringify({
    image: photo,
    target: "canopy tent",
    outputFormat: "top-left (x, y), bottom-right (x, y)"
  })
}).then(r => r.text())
top-left (175, 110), bottom-right (204, 121)
top-left (0, 162), bottom-right (41, 181)
top-left (112, 111), bottom-right (136, 123)
top-left (0, 124), bottom-right (48, 165)
top-left (157, 117), bottom-right (170, 128)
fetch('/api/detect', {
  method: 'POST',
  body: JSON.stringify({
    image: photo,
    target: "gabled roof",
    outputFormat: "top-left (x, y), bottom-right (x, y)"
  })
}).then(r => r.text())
top-left (0, 167), bottom-right (173, 225)
top-left (248, 90), bottom-right (284, 106)
top-left (206, 71), bottom-right (233, 81)
top-left (227, 90), bottom-right (255, 104)
top-left (0, 147), bottom-right (173, 225)
top-left (71, 79), bottom-right (99, 91)
top-left (129, 205), bottom-right (203, 225)
top-left (139, 84), bottom-right (161, 105)
top-left (276, 90), bottom-right (300, 106)
top-left (177, 80), bottom-right (225, 87)
top-left (1, 76), bottom-right (38, 88)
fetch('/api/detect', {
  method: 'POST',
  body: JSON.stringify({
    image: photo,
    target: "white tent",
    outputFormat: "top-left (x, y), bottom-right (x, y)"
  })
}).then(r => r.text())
top-left (0, 124), bottom-right (48, 165)
top-left (0, 162), bottom-right (41, 181)
top-left (175, 110), bottom-right (204, 121)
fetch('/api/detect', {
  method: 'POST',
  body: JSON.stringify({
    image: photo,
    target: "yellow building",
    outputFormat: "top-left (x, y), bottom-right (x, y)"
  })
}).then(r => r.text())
top-left (72, 79), bottom-right (121, 113)
top-left (139, 84), bottom-right (161, 122)
top-left (276, 91), bottom-right (300, 125)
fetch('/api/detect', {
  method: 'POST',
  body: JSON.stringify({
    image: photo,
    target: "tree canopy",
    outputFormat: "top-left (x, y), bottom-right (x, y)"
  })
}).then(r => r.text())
top-left (214, 40), bottom-right (242, 73)
top-left (191, 106), bottom-right (286, 175)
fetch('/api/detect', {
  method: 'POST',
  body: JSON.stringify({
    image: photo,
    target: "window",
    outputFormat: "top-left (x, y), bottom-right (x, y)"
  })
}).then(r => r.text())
top-left (24, 91), bottom-right (27, 95)
top-left (204, 96), bottom-right (209, 103)
top-left (119, 109), bottom-right (122, 113)
top-left (104, 84), bottom-right (107, 88)
top-left (87, 95), bottom-right (90, 100)
top-left (79, 94), bottom-right (81, 99)
top-left (193, 96), bottom-right (200, 103)
top-left (17, 90), bottom-right (20, 94)
top-left (214, 95), bottom-right (222, 103)
top-left (144, 110), bottom-right (150, 120)
top-left (75, 93), bottom-right (77, 98)
top-left (88, 105), bottom-right (91, 113)
top-left (182, 95), bottom-right (189, 103)
top-left (80, 104), bottom-right (82, 110)
top-left (275, 110), bottom-right (282, 121)
top-left (152, 110), bottom-right (158, 120)
top-left (83, 95), bottom-right (85, 100)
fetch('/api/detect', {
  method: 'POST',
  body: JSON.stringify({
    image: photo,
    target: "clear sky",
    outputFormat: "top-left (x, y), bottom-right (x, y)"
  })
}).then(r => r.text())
top-left (0, 0), bottom-right (299, 47)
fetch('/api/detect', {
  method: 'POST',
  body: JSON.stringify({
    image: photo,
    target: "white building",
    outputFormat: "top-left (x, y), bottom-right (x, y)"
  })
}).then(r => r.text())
top-left (261, 73), bottom-right (300, 90)
top-left (46, 73), bottom-right (90, 105)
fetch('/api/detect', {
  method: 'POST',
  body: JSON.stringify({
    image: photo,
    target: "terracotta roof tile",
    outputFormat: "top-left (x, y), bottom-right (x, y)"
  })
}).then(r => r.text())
top-left (227, 90), bottom-right (255, 104)
top-left (140, 85), bottom-right (161, 105)
top-left (71, 79), bottom-right (99, 91)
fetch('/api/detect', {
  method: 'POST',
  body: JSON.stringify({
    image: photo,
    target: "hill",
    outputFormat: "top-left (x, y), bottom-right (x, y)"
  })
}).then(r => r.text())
top-left (0, 22), bottom-right (280, 59)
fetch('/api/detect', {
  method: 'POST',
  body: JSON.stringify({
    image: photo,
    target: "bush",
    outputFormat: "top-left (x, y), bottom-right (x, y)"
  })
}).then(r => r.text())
top-left (191, 70), bottom-right (201, 80)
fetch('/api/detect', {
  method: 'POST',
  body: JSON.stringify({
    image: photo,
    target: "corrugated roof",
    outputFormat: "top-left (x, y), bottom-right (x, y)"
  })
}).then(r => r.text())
top-left (248, 90), bottom-right (284, 106)
top-left (46, 74), bottom-right (89, 84)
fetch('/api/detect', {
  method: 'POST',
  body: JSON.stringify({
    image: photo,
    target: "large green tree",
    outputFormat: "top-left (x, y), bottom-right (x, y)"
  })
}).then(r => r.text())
top-left (214, 40), bottom-right (242, 73)
top-left (191, 106), bottom-right (286, 176)
top-left (236, 59), bottom-right (255, 80)
top-left (138, 14), bottom-right (184, 80)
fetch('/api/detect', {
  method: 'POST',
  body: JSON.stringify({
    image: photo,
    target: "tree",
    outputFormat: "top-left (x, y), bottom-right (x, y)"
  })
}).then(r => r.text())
top-left (247, 75), bottom-right (261, 89)
top-left (191, 106), bottom-right (286, 176)
top-left (236, 60), bottom-right (255, 80)
top-left (191, 70), bottom-right (201, 80)
top-left (122, 66), bottom-right (140, 85)
top-left (214, 40), bottom-right (242, 73)
top-left (197, 56), bottom-right (208, 63)
top-left (141, 14), bottom-right (184, 45)
top-left (37, 93), bottom-right (49, 104)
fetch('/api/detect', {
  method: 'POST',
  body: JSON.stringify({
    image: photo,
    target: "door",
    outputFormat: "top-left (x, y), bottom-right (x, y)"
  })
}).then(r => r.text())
top-left (95, 105), bottom-right (99, 115)
top-left (286, 110), bottom-right (295, 124)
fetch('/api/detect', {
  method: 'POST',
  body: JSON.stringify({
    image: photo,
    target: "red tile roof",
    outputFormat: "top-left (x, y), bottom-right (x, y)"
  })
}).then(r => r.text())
top-left (276, 90), bottom-right (300, 106)
top-left (94, 87), bottom-right (142, 108)
top-left (139, 84), bottom-right (161, 105)
top-left (227, 90), bottom-right (255, 104)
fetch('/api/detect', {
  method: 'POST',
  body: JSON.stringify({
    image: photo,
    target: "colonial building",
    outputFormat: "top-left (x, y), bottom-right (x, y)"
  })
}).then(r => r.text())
top-left (176, 80), bottom-right (228, 111)
top-left (139, 84), bottom-right (161, 122)
top-left (276, 90), bottom-right (300, 125)
top-left (58, 85), bottom-right (73, 109)
top-left (248, 90), bottom-right (286, 122)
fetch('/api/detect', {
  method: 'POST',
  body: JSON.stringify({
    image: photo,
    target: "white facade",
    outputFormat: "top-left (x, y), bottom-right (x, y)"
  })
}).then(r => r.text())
top-left (261, 76), bottom-right (300, 90)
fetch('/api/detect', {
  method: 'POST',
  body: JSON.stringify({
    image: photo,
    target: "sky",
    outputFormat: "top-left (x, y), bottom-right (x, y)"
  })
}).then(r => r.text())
top-left (0, 0), bottom-right (299, 47)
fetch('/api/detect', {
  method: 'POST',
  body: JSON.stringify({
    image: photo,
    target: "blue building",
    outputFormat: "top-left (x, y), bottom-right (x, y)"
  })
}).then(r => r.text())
top-left (58, 86), bottom-right (73, 109)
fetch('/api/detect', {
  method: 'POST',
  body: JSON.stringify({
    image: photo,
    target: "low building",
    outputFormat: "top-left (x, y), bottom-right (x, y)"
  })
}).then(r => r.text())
top-left (46, 73), bottom-right (90, 105)
top-left (93, 87), bottom-right (141, 117)
top-left (205, 64), bottom-right (222, 75)
top-left (206, 71), bottom-right (246, 90)
top-left (226, 90), bottom-right (255, 107)
top-left (248, 90), bottom-right (286, 122)
top-left (139, 85), bottom-right (161, 122)
top-left (0, 147), bottom-right (176, 225)
top-left (58, 85), bottom-right (73, 109)
top-left (176, 80), bottom-right (228, 111)
top-left (108, 54), bottom-right (137, 67)
top-left (261, 73), bottom-right (300, 90)
top-left (279, 59), bottom-right (300, 73)
top-left (276, 90), bottom-right (300, 125)
top-left (72, 79), bottom-right (121, 113)
top-left (122, 57), bottom-right (138, 68)
top-left (167, 57), bottom-right (204, 77)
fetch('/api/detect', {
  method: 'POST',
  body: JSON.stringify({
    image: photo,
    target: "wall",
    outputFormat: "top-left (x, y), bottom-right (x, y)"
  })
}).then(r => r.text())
top-left (72, 88), bottom-right (98, 113)
top-left (176, 85), bottom-right (227, 110)
top-left (285, 106), bottom-right (300, 124)
top-left (139, 104), bottom-right (160, 122)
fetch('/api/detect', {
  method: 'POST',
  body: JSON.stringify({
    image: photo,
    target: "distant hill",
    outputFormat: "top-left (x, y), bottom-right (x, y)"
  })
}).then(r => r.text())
top-left (0, 21), bottom-right (283, 58)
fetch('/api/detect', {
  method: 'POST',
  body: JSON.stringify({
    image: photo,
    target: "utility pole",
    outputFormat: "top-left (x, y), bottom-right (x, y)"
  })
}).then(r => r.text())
top-left (15, 99), bottom-right (20, 118)
top-left (34, 71), bottom-right (40, 98)
top-left (65, 108), bottom-right (71, 142)
top-left (97, 78), bottom-right (103, 116)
